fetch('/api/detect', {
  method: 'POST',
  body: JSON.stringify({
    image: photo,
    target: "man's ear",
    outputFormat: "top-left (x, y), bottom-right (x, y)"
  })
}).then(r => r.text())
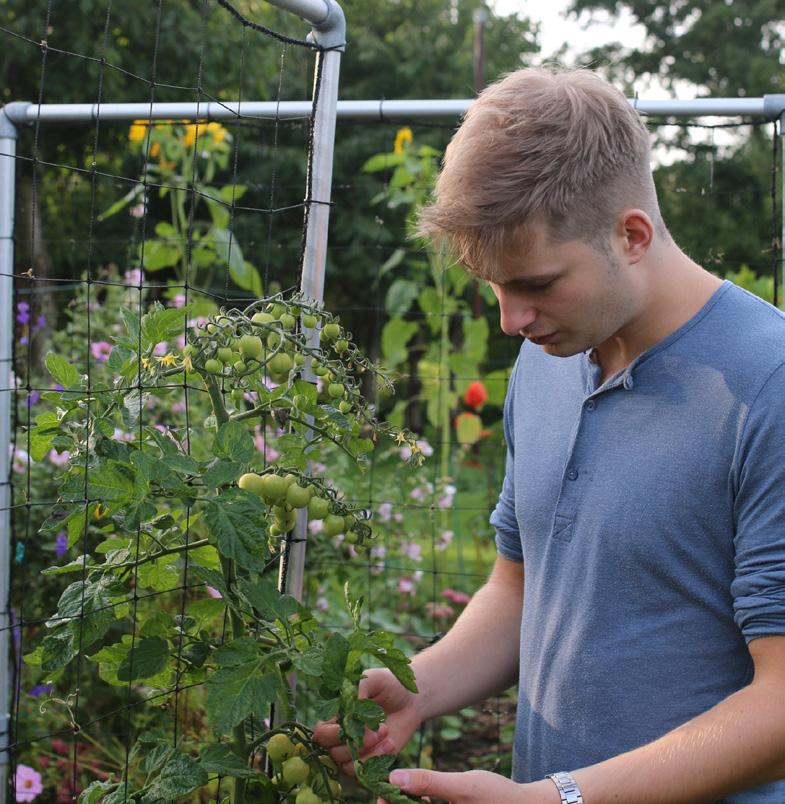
top-left (614, 209), bottom-right (654, 264)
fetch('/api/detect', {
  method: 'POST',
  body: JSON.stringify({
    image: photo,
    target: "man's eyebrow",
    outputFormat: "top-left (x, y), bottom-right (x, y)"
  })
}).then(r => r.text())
top-left (493, 271), bottom-right (562, 288)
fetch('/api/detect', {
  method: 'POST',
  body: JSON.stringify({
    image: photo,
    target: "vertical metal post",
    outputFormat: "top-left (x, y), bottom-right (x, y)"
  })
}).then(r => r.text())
top-left (0, 106), bottom-right (19, 801)
top-left (283, 2), bottom-right (345, 604)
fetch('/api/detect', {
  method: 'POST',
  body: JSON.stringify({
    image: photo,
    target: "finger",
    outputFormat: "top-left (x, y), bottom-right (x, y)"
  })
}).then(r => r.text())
top-left (312, 721), bottom-right (342, 748)
top-left (390, 768), bottom-right (469, 801)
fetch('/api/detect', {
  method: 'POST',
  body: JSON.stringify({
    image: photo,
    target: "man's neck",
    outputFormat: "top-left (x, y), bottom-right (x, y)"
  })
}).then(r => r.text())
top-left (594, 246), bottom-right (723, 384)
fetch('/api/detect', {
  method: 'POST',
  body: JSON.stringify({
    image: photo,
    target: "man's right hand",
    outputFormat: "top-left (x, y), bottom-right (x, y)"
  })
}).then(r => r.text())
top-left (312, 666), bottom-right (423, 776)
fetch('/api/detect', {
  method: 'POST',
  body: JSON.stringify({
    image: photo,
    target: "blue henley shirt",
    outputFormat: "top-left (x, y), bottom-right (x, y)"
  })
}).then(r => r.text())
top-left (491, 280), bottom-right (785, 802)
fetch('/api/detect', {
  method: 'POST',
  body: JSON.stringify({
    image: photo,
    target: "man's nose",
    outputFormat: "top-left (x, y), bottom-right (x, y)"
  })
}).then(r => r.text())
top-left (497, 292), bottom-right (537, 336)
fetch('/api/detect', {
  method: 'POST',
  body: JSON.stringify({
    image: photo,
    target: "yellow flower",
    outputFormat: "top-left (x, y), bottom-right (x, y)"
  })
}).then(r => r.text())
top-left (149, 142), bottom-right (160, 158)
top-left (157, 353), bottom-right (179, 367)
top-left (206, 122), bottom-right (229, 144)
top-left (158, 159), bottom-right (176, 173)
top-left (393, 127), bottom-right (413, 155)
top-left (182, 123), bottom-right (200, 148)
top-left (395, 431), bottom-right (407, 445)
top-left (141, 357), bottom-right (153, 371)
top-left (129, 120), bottom-right (148, 142)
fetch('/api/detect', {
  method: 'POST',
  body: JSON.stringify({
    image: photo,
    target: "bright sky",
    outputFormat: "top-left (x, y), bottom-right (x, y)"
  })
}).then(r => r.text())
top-left (490, 0), bottom-right (647, 73)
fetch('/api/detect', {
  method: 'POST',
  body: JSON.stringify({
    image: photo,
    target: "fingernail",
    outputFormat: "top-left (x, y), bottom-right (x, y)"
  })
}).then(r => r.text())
top-left (390, 770), bottom-right (411, 789)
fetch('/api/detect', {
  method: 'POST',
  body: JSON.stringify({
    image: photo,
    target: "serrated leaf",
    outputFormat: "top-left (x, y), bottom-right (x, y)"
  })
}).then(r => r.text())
top-left (140, 611), bottom-right (174, 637)
top-left (40, 629), bottom-right (78, 673)
top-left (29, 411), bottom-right (59, 461)
top-left (142, 753), bottom-right (208, 801)
top-left (78, 780), bottom-right (118, 804)
top-left (355, 756), bottom-right (426, 804)
top-left (213, 421), bottom-right (255, 463)
top-left (385, 278), bottom-right (419, 316)
top-left (41, 555), bottom-right (93, 576)
top-left (137, 557), bottom-right (179, 592)
top-left (46, 352), bottom-right (81, 388)
top-left (189, 565), bottom-right (229, 599)
top-left (117, 637), bottom-right (170, 681)
top-left (321, 633), bottom-right (349, 692)
top-left (199, 744), bottom-right (257, 778)
top-left (382, 319), bottom-right (418, 367)
top-left (205, 663), bottom-right (280, 732)
top-left (205, 491), bottom-right (268, 571)
top-left (202, 459), bottom-right (243, 488)
top-left (237, 577), bottom-right (299, 624)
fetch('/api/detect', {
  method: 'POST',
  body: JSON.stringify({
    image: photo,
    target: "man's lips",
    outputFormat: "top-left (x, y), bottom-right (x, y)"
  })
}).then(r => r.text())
top-left (526, 333), bottom-right (556, 345)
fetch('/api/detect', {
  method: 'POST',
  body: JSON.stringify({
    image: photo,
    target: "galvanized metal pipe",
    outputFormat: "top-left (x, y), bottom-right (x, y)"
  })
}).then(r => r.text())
top-left (0, 106), bottom-right (17, 800)
top-left (6, 95), bottom-right (785, 125)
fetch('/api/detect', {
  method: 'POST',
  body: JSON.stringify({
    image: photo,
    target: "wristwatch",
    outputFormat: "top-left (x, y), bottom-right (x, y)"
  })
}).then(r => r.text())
top-left (545, 771), bottom-right (584, 804)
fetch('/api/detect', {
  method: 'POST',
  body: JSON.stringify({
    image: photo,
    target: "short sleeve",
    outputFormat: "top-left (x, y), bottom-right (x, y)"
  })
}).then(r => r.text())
top-left (490, 356), bottom-right (523, 563)
top-left (731, 361), bottom-right (785, 641)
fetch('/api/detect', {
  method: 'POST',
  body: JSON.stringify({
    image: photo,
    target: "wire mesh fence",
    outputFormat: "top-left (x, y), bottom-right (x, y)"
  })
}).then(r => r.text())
top-left (1, 1), bottom-right (783, 803)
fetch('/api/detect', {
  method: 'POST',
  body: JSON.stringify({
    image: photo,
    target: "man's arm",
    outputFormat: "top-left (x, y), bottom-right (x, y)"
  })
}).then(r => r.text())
top-left (411, 553), bottom-right (524, 721)
top-left (391, 635), bottom-right (785, 803)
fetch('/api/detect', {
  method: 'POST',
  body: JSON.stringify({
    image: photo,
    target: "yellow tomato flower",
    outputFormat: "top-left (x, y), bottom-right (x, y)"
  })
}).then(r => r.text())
top-left (128, 120), bottom-right (148, 142)
top-left (157, 353), bottom-right (179, 367)
top-left (141, 357), bottom-right (153, 371)
top-left (206, 122), bottom-right (229, 144)
top-left (393, 126), bottom-right (413, 155)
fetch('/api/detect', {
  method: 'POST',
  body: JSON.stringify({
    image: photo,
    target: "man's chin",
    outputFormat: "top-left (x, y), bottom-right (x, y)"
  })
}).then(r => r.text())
top-left (535, 339), bottom-right (583, 358)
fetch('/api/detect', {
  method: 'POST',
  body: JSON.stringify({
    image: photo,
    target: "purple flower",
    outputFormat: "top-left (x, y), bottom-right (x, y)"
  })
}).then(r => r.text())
top-left (91, 341), bottom-right (112, 363)
top-left (54, 532), bottom-right (68, 558)
top-left (15, 302), bottom-right (30, 325)
top-left (25, 391), bottom-right (40, 409)
top-left (27, 683), bottom-right (52, 698)
top-left (32, 314), bottom-right (46, 332)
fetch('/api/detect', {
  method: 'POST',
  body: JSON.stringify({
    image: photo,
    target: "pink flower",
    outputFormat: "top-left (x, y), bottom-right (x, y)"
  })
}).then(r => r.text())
top-left (12, 447), bottom-right (30, 475)
top-left (400, 439), bottom-right (433, 461)
top-left (316, 596), bottom-right (329, 612)
top-left (442, 588), bottom-right (471, 605)
top-left (308, 519), bottom-right (324, 535)
top-left (171, 401), bottom-right (186, 413)
top-left (437, 484), bottom-right (457, 510)
top-left (425, 602), bottom-right (455, 620)
top-left (311, 462), bottom-right (327, 476)
top-left (397, 577), bottom-right (415, 595)
top-left (91, 341), bottom-right (112, 363)
top-left (206, 585), bottom-right (222, 599)
top-left (377, 502), bottom-right (393, 523)
top-left (15, 764), bottom-right (43, 802)
top-left (436, 530), bottom-right (454, 551)
top-left (124, 268), bottom-right (143, 287)
top-left (129, 203), bottom-right (145, 219)
top-left (47, 449), bottom-right (70, 467)
top-left (172, 294), bottom-right (186, 308)
top-left (402, 542), bottom-right (422, 562)
top-left (153, 341), bottom-right (168, 356)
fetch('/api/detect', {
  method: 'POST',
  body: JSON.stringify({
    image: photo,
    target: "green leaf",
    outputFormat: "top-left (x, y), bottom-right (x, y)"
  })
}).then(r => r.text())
top-left (362, 152), bottom-right (404, 172)
top-left (199, 744), bottom-right (258, 778)
top-left (122, 389), bottom-right (148, 429)
top-left (142, 753), bottom-right (208, 802)
top-left (376, 248), bottom-right (407, 283)
top-left (483, 369), bottom-right (510, 407)
top-left (462, 316), bottom-right (489, 363)
top-left (140, 303), bottom-right (188, 348)
top-left (214, 420), bottom-right (255, 463)
top-left (213, 637), bottom-right (258, 667)
top-left (350, 630), bottom-right (418, 694)
top-left (41, 555), bottom-right (93, 576)
top-left (78, 780), bottom-right (118, 804)
top-left (29, 411), bottom-right (60, 461)
top-left (40, 629), bottom-right (78, 673)
top-left (137, 558), bottom-right (180, 592)
top-left (455, 412), bottom-right (483, 445)
top-left (206, 662), bottom-right (280, 732)
top-left (141, 238), bottom-right (182, 272)
top-left (49, 578), bottom-right (116, 647)
top-left (385, 278), bottom-right (419, 315)
top-left (140, 611), bottom-right (174, 637)
top-left (381, 319), bottom-right (418, 368)
top-left (238, 577), bottom-right (299, 624)
top-left (202, 459), bottom-right (244, 488)
top-left (231, 260), bottom-right (264, 296)
top-left (45, 352), bottom-right (81, 389)
top-left (321, 633), bottom-right (350, 692)
top-left (189, 565), bottom-right (229, 599)
top-left (117, 636), bottom-right (170, 681)
top-left (205, 490), bottom-right (268, 571)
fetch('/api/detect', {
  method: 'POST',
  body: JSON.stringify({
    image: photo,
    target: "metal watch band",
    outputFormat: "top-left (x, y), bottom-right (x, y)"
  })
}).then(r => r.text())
top-left (545, 771), bottom-right (584, 804)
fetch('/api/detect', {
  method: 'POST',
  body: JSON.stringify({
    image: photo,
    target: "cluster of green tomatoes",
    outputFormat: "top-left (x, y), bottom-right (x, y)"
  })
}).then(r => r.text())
top-left (265, 731), bottom-right (341, 804)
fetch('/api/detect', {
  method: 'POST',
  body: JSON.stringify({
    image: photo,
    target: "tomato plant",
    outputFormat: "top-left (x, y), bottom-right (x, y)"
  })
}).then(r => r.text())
top-left (24, 293), bottom-right (427, 803)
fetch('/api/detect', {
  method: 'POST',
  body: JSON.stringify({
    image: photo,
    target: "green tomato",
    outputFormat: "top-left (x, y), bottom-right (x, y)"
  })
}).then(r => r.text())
top-left (295, 788), bottom-right (321, 804)
top-left (294, 352), bottom-right (306, 367)
top-left (267, 331), bottom-right (282, 349)
top-left (233, 360), bottom-right (247, 373)
top-left (267, 733), bottom-right (296, 764)
top-left (286, 484), bottom-right (312, 509)
top-left (231, 388), bottom-right (245, 405)
top-left (204, 359), bottom-right (223, 375)
top-left (280, 313), bottom-right (296, 331)
top-left (269, 352), bottom-right (294, 375)
top-left (313, 364), bottom-right (329, 377)
top-left (182, 343), bottom-right (196, 357)
top-left (260, 474), bottom-right (288, 501)
top-left (307, 496), bottom-right (330, 520)
top-left (302, 314), bottom-right (318, 329)
top-left (239, 334), bottom-right (263, 359)
top-left (282, 757), bottom-right (310, 787)
top-left (323, 514), bottom-right (345, 536)
top-left (252, 311), bottom-right (275, 326)
top-left (327, 383), bottom-right (345, 399)
top-left (270, 303), bottom-right (286, 319)
top-left (238, 473), bottom-right (264, 496)
top-left (217, 347), bottom-right (234, 363)
top-left (283, 473), bottom-right (298, 488)
top-left (207, 323), bottom-right (219, 334)
top-left (322, 322), bottom-right (341, 341)
top-left (334, 339), bottom-right (349, 354)
top-left (338, 400), bottom-right (352, 414)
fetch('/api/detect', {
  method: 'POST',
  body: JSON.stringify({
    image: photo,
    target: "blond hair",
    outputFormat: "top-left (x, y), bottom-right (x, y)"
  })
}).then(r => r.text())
top-left (418, 67), bottom-right (665, 279)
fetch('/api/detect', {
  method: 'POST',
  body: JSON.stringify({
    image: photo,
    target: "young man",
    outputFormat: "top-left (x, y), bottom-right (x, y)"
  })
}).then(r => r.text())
top-left (315, 67), bottom-right (785, 803)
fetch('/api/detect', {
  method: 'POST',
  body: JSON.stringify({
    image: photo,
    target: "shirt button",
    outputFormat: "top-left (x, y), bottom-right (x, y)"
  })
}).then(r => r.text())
top-left (585, 400), bottom-right (596, 411)
top-left (567, 468), bottom-right (578, 481)
top-left (623, 376), bottom-right (634, 390)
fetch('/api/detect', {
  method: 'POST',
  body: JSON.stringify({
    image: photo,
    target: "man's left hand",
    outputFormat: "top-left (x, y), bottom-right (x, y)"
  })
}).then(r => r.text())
top-left (383, 768), bottom-right (559, 803)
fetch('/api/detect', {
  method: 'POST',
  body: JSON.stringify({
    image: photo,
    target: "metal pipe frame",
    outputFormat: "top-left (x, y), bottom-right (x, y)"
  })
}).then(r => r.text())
top-left (5, 95), bottom-right (785, 124)
top-left (0, 105), bottom-right (17, 800)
